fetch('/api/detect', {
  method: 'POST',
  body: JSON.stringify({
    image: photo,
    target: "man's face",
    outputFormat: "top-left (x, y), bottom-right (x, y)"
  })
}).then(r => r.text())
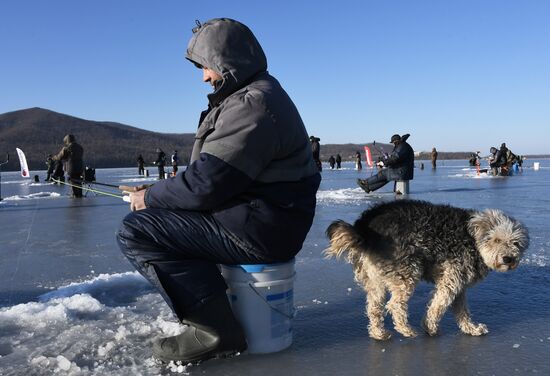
top-left (202, 67), bottom-right (222, 87)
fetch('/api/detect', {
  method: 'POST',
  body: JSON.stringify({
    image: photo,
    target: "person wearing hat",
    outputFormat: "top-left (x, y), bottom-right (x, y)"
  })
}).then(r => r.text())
top-left (53, 134), bottom-right (84, 197)
top-left (357, 133), bottom-right (414, 193)
top-left (310, 135), bottom-right (322, 171)
top-left (171, 150), bottom-right (179, 176)
top-left (431, 147), bottom-right (438, 169)
top-left (490, 142), bottom-right (510, 175)
top-left (45, 154), bottom-right (55, 182)
top-left (137, 154), bottom-right (145, 175)
top-left (117, 18), bottom-right (321, 363)
top-left (154, 148), bottom-right (166, 179)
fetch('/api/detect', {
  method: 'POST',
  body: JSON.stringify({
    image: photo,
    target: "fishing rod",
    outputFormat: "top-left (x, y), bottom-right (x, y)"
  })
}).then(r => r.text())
top-left (71, 178), bottom-right (120, 188)
top-left (0, 153), bottom-right (9, 201)
top-left (371, 141), bottom-right (389, 159)
top-left (51, 178), bottom-right (130, 202)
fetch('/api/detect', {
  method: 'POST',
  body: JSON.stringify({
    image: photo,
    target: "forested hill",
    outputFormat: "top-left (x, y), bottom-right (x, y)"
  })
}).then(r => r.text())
top-left (0, 107), bottom-right (500, 172)
top-left (0, 108), bottom-right (195, 171)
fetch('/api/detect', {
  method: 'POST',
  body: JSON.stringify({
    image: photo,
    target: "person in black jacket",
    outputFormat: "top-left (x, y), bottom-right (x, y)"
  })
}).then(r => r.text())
top-left (310, 136), bottom-right (322, 171)
top-left (54, 134), bottom-right (84, 197)
top-left (357, 134), bottom-right (414, 193)
top-left (355, 151), bottom-right (363, 170)
top-left (45, 154), bottom-right (54, 182)
top-left (137, 154), bottom-right (145, 175)
top-left (116, 18), bottom-right (320, 363)
top-left (154, 148), bottom-right (166, 179)
top-left (328, 155), bottom-right (336, 169)
top-left (494, 143), bottom-right (511, 175)
top-left (335, 153), bottom-right (342, 169)
top-left (431, 147), bottom-right (438, 169)
top-left (51, 159), bottom-right (65, 183)
top-left (171, 150), bottom-right (179, 176)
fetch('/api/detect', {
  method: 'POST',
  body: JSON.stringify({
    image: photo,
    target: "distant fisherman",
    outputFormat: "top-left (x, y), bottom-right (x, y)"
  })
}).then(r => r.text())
top-left (54, 134), bottom-right (84, 197)
top-left (357, 134), bottom-right (414, 193)
top-left (171, 150), bottom-right (179, 176)
top-left (310, 136), bottom-right (322, 171)
top-left (431, 147), bottom-right (438, 169)
top-left (45, 154), bottom-right (54, 182)
top-left (154, 148), bottom-right (166, 179)
top-left (355, 150), bottom-right (362, 170)
top-left (137, 154), bottom-right (145, 175)
top-left (336, 153), bottom-right (342, 169)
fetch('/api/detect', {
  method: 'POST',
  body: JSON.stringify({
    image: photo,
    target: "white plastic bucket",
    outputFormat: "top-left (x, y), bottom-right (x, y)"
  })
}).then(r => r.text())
top-left (533, 162), bottom-right (540, 171)
top-left (395, 180), bottom-right (410, 195)
top-left (220, 259), bottom-right (295, 354)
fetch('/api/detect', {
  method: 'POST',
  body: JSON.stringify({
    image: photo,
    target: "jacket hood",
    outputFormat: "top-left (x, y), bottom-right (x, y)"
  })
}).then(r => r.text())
top-left (186, 18), bottom-right (267, 105)
top-left (63, 134), bottom-right (75, 145)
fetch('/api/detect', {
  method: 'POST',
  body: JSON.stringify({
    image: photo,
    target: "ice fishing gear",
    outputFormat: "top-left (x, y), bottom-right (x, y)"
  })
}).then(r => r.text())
top-left (51, 178), bottom-right (130, 201)
top-left (0, 153), bottom-right (9, 201)
top-left (372, 141), bottom-right (389, 159)
top-left (72, 178), bottom-right (120, 189)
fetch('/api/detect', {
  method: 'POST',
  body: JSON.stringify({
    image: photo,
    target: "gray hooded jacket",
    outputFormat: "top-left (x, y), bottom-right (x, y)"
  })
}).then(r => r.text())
top-left (145, 18), bottom-right (320, 260)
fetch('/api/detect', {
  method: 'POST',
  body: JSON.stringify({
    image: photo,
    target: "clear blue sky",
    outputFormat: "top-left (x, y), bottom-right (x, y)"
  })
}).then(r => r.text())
top-left (1, 0), bottom-right (549, 154)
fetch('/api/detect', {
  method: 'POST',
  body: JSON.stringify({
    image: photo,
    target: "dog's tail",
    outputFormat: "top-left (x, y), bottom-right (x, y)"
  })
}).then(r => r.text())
top-left (324, 220), bottom-right (364, 263)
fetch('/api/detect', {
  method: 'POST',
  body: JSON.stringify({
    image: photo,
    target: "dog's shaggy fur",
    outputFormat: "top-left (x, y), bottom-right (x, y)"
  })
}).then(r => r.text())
top-left (325, 200), bottom-right (529, 340)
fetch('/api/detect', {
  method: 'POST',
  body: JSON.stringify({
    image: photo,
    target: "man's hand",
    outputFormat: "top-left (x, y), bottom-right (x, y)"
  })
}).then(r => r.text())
top-left (119, 184), bottom-right (150, 212)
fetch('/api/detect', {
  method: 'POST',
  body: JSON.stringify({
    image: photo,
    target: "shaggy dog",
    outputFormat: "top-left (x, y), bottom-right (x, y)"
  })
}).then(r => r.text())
top-left (325, 200), bottom-right (529, 340)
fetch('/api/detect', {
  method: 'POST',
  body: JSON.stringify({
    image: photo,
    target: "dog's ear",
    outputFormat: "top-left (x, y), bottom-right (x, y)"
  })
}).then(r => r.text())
top-left (324, 220), bottom-right (363, 260)
top-left (468, 209), bottom-right (496, 242)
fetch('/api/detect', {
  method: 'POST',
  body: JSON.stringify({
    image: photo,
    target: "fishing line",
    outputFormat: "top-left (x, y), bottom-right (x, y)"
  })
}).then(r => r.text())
top-left (51, 179), bottom-right (128, 200)
top-left (71, 178), bottom-right (120, 188)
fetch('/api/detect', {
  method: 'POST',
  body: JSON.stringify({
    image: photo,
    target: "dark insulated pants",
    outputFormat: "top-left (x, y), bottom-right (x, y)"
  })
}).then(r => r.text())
top-left (158, 166), bottom-right (165, 179)
top-left (68, 173), bottom-right (83, 197)
top-left (116, 208), bottom-right (269, 321)
top-left (364, 169), bottom-right (391, 192)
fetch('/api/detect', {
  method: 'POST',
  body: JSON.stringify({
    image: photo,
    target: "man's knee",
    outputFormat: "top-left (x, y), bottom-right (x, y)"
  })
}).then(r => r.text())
top-left (117, 211), bottom-right (147, 254)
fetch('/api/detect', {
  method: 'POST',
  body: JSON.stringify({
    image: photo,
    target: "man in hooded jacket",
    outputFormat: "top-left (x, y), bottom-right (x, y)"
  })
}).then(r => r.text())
top-left (116, 18), bottom-right (320, 363)
top-left (357, 134), bottom-right (414, 193)
top-left (54, 134), bottom-right (84, 197)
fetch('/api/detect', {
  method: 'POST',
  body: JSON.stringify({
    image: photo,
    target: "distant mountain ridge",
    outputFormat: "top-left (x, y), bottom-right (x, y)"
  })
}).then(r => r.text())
top-left (1, 107), bottom-right (525, 172)
top-left (0, 108), bottom-right (196, 171)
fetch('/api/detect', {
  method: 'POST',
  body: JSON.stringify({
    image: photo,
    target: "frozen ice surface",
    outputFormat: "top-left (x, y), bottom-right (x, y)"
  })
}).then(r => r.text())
top-left (1, 160), bottom-right (550, 375)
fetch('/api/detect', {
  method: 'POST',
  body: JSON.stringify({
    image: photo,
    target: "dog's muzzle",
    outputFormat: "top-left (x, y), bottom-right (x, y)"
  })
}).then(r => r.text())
top-left (498, 256), bottom-right (518, 271)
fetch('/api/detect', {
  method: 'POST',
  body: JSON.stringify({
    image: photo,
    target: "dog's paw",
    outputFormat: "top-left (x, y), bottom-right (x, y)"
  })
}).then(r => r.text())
top-left (369, 327), bottom-right (392, 341)
top-left (462, 323), bottom-right (489, 336)
top-left (397, 326), bottom-right (418, 338)
top-left (422, 319), bottom-right (439, 336)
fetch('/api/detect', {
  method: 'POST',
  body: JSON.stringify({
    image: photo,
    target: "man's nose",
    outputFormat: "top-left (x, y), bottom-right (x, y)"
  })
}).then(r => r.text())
top-left (202, 68), bottom-right (210, 82)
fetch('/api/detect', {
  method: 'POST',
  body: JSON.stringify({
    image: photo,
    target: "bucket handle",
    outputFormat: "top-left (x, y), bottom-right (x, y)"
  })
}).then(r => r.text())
top-left (228, 275), bottom-right (295, 289)
top-left (246, 281), bottom-right (296, 320)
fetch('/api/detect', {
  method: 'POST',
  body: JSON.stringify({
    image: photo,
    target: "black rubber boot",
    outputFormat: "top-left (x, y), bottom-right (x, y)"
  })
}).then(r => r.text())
top-left (153, 294), bottom-right (247, 364)
top-left (357, 178), bottom-right (371, 193)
